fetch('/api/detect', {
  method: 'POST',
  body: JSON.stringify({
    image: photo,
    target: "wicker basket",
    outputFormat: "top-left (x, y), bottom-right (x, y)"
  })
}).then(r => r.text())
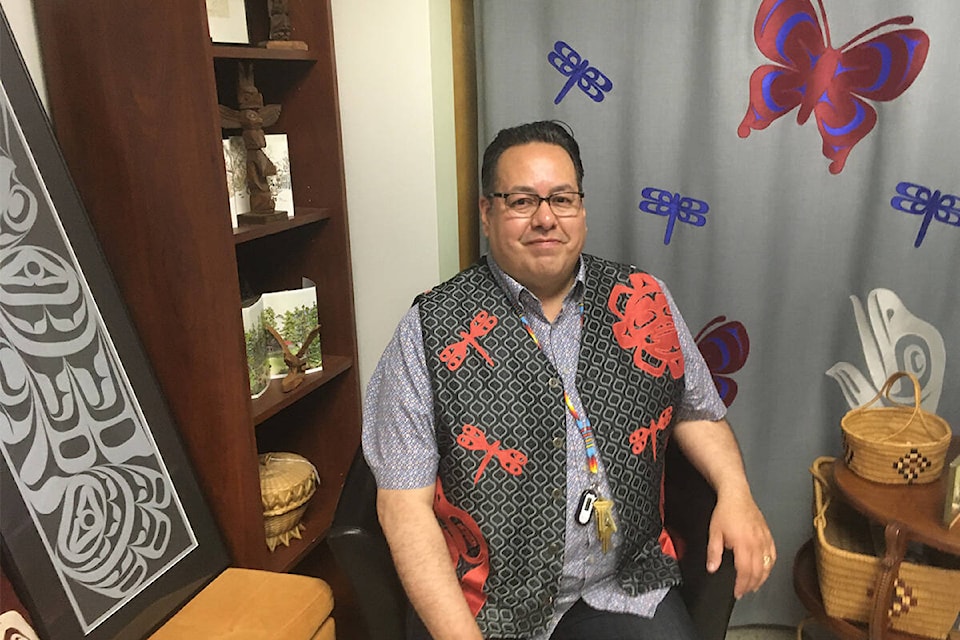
top-left (810, 457), bottom-right (960, 638)
top-left (841, 372), bottom-right (952, 485)
top-left (259, 452), bottom-right (320, 552)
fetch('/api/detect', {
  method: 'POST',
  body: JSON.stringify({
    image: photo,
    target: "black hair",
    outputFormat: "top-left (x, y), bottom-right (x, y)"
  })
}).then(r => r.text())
top-left (480, 120), bottom-right (584, 195)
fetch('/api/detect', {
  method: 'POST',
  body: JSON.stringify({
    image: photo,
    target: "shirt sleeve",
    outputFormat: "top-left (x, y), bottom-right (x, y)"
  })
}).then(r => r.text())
top-left (656, 278), bottom-right (727, 423)
top-left (361, 304), bottom-right (441, 490)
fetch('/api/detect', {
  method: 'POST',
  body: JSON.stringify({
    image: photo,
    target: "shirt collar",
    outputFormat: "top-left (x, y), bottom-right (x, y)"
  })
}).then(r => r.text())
top-left (486, 254), bottom-right (586, 315)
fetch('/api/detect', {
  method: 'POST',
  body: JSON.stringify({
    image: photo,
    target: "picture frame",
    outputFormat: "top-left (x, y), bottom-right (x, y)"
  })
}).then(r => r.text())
top-left (1, 10), bottom-right (228, 640)
top-left (944, 454), bottom-right (960, 529)
top-left (205, 0), bottom-right (249, 45)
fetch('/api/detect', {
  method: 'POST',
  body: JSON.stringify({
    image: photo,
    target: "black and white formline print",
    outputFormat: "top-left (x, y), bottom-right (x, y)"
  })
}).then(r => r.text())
top-left (0, 8), bottom-right (227, 640)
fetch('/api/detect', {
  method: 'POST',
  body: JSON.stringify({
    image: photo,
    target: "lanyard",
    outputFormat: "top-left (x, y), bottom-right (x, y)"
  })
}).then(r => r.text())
top-left (517, 295), bottom-right (617, 547)
top-left (517, 300), bottom-right (599, 475)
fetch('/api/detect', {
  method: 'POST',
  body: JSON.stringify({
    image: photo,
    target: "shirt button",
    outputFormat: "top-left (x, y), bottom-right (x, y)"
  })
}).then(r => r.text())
top-left (548, 376), bottom-right (561, 389)
top-left (553, 436), bottom-right (565, 449)
top-left (548, 542), bottom-right (562, 556)
top-left (551, 487), bottom-right (563, 502)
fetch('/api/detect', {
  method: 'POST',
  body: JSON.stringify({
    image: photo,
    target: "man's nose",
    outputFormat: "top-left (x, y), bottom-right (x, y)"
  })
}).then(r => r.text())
top-left (529, 199), bottom-right (557, 228)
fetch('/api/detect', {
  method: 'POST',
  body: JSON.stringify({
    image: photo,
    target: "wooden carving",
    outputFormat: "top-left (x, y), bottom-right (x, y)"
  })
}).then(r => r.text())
top-left (219, 62), bottom-right (285, 224)
top-left (265, 324), bottom-right (321, 392)
top-left (261, 0), bottom-right (307, 50)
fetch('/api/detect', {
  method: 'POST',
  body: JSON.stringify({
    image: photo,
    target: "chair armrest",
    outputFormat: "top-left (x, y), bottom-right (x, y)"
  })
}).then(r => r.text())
top-left (326, 451), bottom-right (409, 639)
top-left (663, 439), bottom-right (737, 640)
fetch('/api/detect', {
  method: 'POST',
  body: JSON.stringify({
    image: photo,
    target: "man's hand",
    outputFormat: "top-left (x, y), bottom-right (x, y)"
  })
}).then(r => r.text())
top-left (707, 487), bottom-right (776, 597)
top-left (671, 418), bottom-right (776, 598)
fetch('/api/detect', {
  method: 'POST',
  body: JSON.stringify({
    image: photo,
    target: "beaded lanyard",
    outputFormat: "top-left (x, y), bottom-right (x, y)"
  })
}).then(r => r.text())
top-left (517, 299), bottom-right (617, 551)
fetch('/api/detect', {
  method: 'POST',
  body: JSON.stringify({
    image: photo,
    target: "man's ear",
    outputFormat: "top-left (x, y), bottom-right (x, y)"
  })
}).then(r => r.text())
top-left (479, 196), bottom-right (491, 237)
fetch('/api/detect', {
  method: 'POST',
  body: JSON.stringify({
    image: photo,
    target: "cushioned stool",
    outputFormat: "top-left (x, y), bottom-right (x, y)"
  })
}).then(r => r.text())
top-left (149, 568), bottom-right (335, 639)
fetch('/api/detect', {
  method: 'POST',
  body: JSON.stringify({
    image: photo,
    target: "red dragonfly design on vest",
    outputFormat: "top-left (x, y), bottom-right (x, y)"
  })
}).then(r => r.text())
top-left (607, 273), bottom-right (684, 379)
top-left (439, 310), bottom-right (498, 371)
top-left (457, 424), bottom-right (528, 484)
top-left (629, 406), bottom-right (674, 460)
top-left (435, 479), bottom-right (490, 615)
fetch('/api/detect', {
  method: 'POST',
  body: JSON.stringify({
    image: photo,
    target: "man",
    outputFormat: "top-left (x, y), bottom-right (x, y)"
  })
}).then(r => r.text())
top-left (363, 121), bottom-right (775, 639)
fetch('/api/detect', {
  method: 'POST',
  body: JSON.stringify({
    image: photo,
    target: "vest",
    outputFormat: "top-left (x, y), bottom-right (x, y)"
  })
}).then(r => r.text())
top-left (418, 254), bottom-right (686, 638)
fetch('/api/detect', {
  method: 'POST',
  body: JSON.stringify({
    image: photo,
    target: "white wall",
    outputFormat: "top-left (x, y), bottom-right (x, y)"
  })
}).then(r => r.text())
top-left (334, 0), bottom-right (458, 392)
top-left (1, 0), bottom-right (46, 105)
top-left (3, 0), bottom-right (458, 396)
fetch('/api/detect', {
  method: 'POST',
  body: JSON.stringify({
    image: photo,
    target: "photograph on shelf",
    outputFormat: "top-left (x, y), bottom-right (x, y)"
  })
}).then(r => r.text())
top-left (241, 280), bottom-right (322, 397)
top-left (222, 133), bottom-right (294, 228)
top-left (205, 0), bottom-right (249, 44)
top-left (945, 454), bottom-right (960, 529)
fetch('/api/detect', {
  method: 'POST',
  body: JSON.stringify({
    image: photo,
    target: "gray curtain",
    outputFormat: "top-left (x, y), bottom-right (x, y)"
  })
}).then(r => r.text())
top-left (475, 0), bottom-right (959, 626)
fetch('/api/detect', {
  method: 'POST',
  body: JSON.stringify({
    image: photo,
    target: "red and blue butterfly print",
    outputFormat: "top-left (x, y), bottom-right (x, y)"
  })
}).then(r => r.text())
top-left (738, 0), bottom-right (929, 174)
top-left (695, 316), bottom-right (750, 407)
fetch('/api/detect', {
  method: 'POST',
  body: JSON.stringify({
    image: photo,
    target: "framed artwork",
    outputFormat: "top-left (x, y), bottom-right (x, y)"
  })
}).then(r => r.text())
top-left (1, 10), bottom-right (228, 640)
top-left (945, 455), bottom-right (960, 529)
top-left (205, 0), bottom-right (249, 44)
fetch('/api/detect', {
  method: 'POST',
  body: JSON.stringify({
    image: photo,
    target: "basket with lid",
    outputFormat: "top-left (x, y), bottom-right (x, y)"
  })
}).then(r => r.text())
top-left (258, 452), bottom-right (320, 551)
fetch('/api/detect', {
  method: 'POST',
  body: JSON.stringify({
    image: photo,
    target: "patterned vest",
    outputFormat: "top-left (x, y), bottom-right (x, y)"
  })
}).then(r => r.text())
top-left (418, 254), bottom-right (686, 638)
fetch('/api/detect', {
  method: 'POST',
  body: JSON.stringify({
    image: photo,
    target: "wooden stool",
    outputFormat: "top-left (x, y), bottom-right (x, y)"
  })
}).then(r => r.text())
top-left (150, 568), bottom-right (335, 639)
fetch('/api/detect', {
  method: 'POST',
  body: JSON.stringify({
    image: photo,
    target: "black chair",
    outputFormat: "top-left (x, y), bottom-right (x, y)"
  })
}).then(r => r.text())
top-left (327, 440), bottom-right (736, 640)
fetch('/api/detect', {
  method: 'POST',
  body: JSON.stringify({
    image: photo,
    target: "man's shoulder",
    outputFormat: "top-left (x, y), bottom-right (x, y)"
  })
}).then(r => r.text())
top-left (414, 259), bottom-right (493, 307)
top-left (583, 253), bottom-right (655, 279)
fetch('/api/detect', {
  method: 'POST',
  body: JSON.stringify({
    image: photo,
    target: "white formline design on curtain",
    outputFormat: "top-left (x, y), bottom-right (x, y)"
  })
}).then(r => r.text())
top-left (827, 288), bottom-right (945, 412)
top-left (0, 83), bottom-right (197, 633)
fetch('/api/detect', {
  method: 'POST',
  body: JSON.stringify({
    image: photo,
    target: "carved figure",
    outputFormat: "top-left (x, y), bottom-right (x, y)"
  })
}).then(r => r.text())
top-left (265, 324), bottom-right (321, 392)
top-left (219, 63), bottom-right (284, 223)
top-left (268, 0), bottom-right (292, 41)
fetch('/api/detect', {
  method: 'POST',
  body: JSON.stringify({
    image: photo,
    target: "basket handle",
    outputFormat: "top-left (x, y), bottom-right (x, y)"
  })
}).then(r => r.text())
top-left (809, 456), bottom-right (835, 530)
top-left (849, 371), bottom-right (933, 442)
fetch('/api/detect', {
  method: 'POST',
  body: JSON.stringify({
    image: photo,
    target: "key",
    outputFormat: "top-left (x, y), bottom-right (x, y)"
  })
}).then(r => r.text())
top-left (594, 498), bottom-right (616, 554)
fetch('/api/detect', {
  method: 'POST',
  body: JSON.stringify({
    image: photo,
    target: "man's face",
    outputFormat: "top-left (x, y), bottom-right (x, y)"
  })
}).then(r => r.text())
top-left (480, 142), bottom-right (587, 300)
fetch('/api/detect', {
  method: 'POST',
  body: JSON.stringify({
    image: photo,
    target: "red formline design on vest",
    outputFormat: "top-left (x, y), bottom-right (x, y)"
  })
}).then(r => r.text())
top-left (435, 479), bottom-right (490, 615)
top-left (607, 273), bottom-right (685, 379)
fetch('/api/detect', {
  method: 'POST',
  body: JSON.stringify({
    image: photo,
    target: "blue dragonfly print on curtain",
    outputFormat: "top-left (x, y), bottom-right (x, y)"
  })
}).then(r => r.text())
top-left (547, 40), bottom-right (613, 105)
top-left (889, 181), bottom-right (960, 248)
top-left (639, 187), bottom-right (709, 245)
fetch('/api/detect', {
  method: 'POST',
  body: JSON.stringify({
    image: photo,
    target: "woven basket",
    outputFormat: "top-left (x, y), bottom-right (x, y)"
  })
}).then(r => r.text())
top-left (841, 372), bottom-right (951, 485)
top-left (258, 452), bottom-right (319, 552)
top-left (810, 457), bottom-right (960, 638)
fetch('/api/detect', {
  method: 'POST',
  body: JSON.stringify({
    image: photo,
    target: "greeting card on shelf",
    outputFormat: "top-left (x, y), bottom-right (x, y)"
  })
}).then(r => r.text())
top-left (241, 298), bottom-right (270, 399)
top-left (223, 137), bottom-right (247, 228)
top-left (222, 133), bottom-right (294, 229)
top-left (241, 279), bottom-right (322, 398)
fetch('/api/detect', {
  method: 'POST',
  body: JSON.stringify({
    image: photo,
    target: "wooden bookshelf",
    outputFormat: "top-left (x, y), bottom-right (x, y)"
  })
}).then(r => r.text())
top-left (33, 0), bottom-right (362, 573)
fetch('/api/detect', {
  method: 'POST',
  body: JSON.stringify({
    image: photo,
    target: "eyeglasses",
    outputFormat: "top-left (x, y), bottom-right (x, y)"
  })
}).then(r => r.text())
top-left (487, 191), bottom-right (584, 218)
